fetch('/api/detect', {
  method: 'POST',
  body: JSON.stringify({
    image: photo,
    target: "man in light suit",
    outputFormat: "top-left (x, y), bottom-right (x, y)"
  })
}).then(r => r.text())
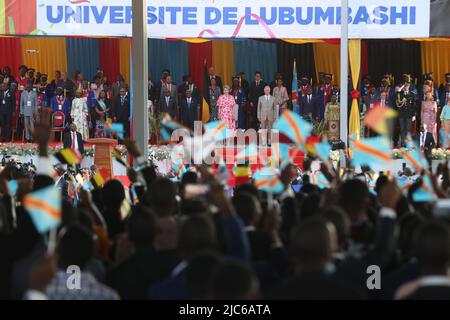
top-left (180, 90), bottom-right (199, 130)
top-left (258, 86), bottom-right (277, 145)
top-left (158, 89), bottom-right (177, 119)
top-left (20, 82), bottom-right (38, 143)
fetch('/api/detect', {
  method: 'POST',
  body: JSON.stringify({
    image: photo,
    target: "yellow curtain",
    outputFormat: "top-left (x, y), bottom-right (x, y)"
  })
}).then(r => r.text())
top-left (348, 39), bottom-right (361, 140)
top-left (212, 40), bottom-right (235, 87)
top-left (282, 39), bottom-right (325, 44)
top-left (403, 38), bottom-right (450, 42)
top-left (119, 38), bottom-right (131, 85)
top-left (182, 38), bottom-right (210, 44)
top-left (421, 41), bottom-right (450, 85)
top-left (313, 43), bottom-right (340, 84)
top-left (21, 37), bottom-right (67, 78)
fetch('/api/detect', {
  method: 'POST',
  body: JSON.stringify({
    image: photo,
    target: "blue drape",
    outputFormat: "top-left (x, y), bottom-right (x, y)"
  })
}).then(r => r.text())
top-left (66, 38), bottom-right (100, 83)
top-left (148, 39), bottom-right (189, 85)
top-left (233, 40), bottom-right (278, 85)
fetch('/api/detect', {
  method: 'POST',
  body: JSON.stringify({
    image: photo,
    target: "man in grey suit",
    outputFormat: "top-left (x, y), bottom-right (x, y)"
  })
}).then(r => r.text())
top-left (20, 82), bottom-right (38, 143)
top-left (159, 89), bottom-right (177, 119)
top-left (258, 86), bottom-right (278, 145)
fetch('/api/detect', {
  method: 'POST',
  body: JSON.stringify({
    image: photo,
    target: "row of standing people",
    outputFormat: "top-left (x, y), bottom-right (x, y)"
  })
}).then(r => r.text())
top-left (0, 65), bottom-right (132, 143)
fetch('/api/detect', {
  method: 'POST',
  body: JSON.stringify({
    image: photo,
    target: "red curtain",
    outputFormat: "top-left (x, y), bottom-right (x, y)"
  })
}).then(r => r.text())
top-left (188, 42), bottom-right (212, 96)
top-left (0, 37), bottom-right (22, 76)
top-left (361, 40), bottom-right (369, 77)
top-left (99, 39), bottom-right (120, 84)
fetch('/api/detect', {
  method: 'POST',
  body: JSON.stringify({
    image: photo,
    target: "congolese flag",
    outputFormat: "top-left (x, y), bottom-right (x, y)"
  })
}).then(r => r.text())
top-left (271, 142), bottom-right (290, 169)
top-left (253, 167), bottom-right (284, 194)
top-left (236, 144), bottom-right (259, 164)
top-left (412, 174), bottom-right (436, 202)
top-left (204, 120), bottom-right (231, 142)
top-left (403, 148), bottom-right (428, 173)
top-left (292, 60), bottom-right (299, 114)
top-left (23, 186), bottom-right (62, 234)
top-left (349, 136), bottom-right (392, 166)
top-left (273, 110), bottom-right (313, 146)
top-left (54, 148), bottom-right (81, 165)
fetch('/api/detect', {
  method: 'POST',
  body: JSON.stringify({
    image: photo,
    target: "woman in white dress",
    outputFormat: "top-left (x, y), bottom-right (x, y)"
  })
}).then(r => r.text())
top-left (71, 89), bottom-right (89, 140)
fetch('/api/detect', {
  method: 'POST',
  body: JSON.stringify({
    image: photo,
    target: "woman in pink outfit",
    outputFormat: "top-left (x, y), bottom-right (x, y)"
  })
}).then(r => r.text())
top-left (421, 92), bottom-right (438, 143)
top-left (217, 85), bottom-right (236, 131)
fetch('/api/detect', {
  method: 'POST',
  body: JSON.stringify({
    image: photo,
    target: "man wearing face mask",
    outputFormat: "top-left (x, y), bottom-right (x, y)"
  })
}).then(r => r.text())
top-left (20, 81), bottom-right (38, 143)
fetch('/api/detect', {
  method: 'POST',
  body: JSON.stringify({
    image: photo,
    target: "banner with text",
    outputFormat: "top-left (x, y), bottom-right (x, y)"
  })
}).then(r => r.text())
top-left (2, 0), bottom-right (432, 38)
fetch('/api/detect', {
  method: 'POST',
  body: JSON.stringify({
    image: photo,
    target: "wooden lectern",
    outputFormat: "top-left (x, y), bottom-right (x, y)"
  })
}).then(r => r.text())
top-left (88, 138), bottom-right (117, 180)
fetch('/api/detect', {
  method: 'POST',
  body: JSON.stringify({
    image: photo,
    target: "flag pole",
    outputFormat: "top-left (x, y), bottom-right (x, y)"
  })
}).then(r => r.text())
top-left (340, 0), bottom-right (349, 167)
top-left (47, 228), bottom-right (57, 254)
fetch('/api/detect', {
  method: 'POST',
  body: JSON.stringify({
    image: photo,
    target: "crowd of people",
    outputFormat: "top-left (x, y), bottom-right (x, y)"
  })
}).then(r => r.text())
top-left (151, 68), bottom-right (450, 148)
top-left (0, 107), bottom-right (449, 300)
top-left (1, 65), bottom-right (450, 149)
top-left (0, 66), bottom-right (131, 142)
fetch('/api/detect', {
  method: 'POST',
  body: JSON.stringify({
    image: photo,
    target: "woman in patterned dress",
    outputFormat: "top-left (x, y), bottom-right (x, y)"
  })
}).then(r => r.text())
top-left (421, 92), bottom-right (438, 143)
top-left (217, 85), bottom-right (236, 132)
top-left (71, 89), bottom-right (89, 140)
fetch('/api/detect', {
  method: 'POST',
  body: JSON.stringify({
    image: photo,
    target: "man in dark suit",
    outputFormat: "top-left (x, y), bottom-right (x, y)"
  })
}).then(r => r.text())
top-left (63, 123), bottom-right (85, 155)
top-left (299, 86), bottom-right (318, 120)
top-left (419, 124), bottom-right (436, 163)
top-left (0, 82), bottom-right (15, 142)
top-left (178, 75), bottom-right (200, 103)
top-left (158, 89), bottom-right (177, 119)
top-left (208, 67), bottom-right (223, 93)
top-left (249, 71), bottom-right (266, 130)
top-left (113, 86), bottom-right (131, 138)
top-left (180, 90), bottom-right (199, 130)
top-left (63, 123), bottom-right (85, 171)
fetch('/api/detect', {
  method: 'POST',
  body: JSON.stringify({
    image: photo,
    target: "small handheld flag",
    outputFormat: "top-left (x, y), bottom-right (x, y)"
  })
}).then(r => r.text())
top-left (271, 143), bottom-right (290, 169)
top-left (90, 171), bottom-right (106, 188)
top-left (405, 133), bottom-right (414, 149)
top-left (403, 148), bottom-right (428, 173)
top-left (412, 174), bottom-right (436, 202)
top-left (253, 167), bottom-right (284, 194)
top-left (314, 140), bottom-right (332, 161)
top-left (54, 148), bottom-right (82, 165)
top-left (273, 110), bottom-right (313, 146)
top-left (349, 136), bottom-right (392, 166)
top-left (112, 147), bottom-right (127, 167)
top-left (110, 123), bottom-right (125, 140)
top-left (23, 186), bottom-right (62, 234)
top-left (364, 106), bottom-right (397, 135)
top-left (292, 60), bottom-right (299, 114)
top-left (236, 144), bottom-right (259, 164)
top-left (204, 120), bottom-right (232, 142)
